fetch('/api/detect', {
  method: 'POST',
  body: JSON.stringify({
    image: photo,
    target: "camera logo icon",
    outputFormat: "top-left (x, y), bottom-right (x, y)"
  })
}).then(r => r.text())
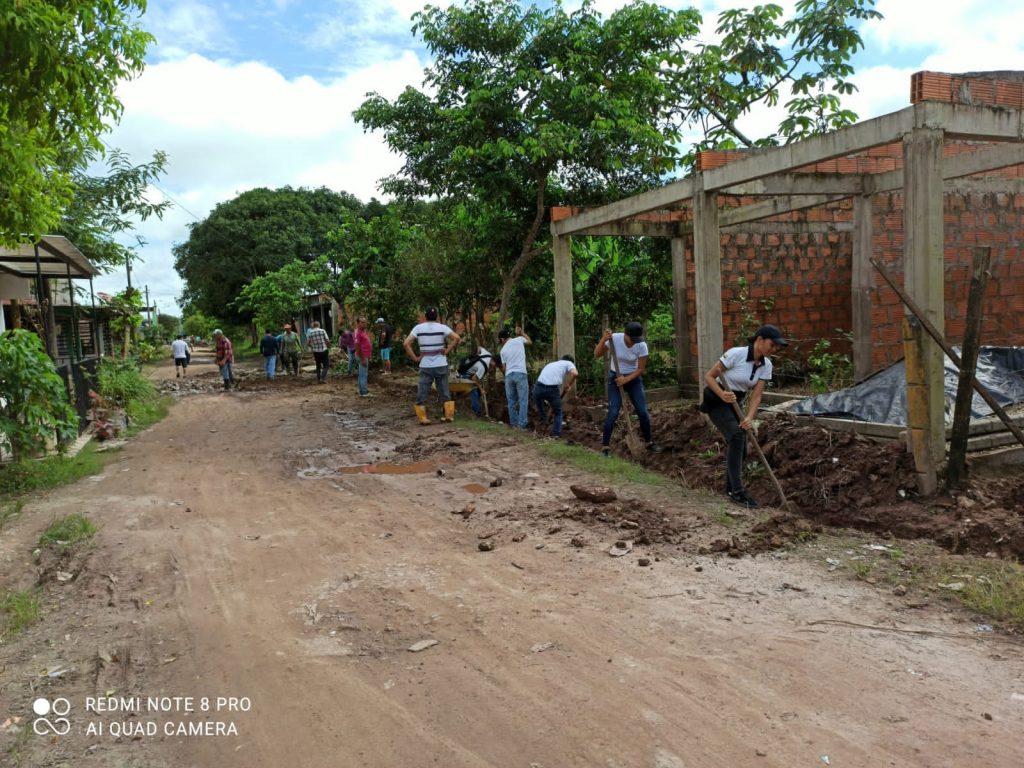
top-left (32, 697), bottom-right (71, 736)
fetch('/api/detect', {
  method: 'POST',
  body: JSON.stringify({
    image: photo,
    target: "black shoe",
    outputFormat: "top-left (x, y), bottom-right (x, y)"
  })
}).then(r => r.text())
top-left (646, 441), bottom-right (663, 454)
top-left (601, 447), bottom-right (611, 459)
top-left (728, 490), bottom-right (759, 509)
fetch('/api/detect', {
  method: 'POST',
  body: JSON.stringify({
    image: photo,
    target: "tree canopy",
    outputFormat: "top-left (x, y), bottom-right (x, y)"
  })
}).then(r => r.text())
top-left (0, 0), bottom-right (153, 244)
top-left (355, 0), bottom-right (700, 334)
top-left (173, 186), bottom-right (363, 324)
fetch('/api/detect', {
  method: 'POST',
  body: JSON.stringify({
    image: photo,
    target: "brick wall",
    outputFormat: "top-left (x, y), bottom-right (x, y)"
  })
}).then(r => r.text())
top-left (678, 186), bottom-right (1024, 379)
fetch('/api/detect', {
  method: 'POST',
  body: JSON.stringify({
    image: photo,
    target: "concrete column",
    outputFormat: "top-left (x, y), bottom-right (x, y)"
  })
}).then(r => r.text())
top-left (903, 126), bottom-right (946, 494)
top-left (852, 195), bottom-right (874, 381)
top-left (669, 236), bottom-right (692, 389)
top-left (693, 182), bottom-right (724, 386)
top-left (552, 233), bottom-right (575, 359)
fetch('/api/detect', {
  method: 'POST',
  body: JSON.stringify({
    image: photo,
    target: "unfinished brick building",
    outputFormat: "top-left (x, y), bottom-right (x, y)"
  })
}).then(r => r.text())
top-left (551, 71), bottom-right (1024, 492)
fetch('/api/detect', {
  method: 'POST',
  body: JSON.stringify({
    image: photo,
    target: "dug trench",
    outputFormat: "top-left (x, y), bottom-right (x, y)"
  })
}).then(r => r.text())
top-left (2, 360), bottom-right (1023, 768)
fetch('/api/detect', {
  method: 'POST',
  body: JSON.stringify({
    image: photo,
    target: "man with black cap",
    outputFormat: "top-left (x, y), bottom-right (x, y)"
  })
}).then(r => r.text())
top-left (404, 306), bottom-right (461, 424)
top-left (594, 322), bottom-right (661, 456)
top-left (498, 325), bottom-right (532, 429)
top-left (700, 324), bottom-right (788, 509)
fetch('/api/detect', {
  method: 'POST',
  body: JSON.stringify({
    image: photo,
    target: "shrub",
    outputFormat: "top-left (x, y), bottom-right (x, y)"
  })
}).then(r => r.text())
top-left (0, 329), bottom-right (78, 459)
top-left (95, 358), bottom-right (156, 407)
top-left (1, 590), bottom-right (40, 638)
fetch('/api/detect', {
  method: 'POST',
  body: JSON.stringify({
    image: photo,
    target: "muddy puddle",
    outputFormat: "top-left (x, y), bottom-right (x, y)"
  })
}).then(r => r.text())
top-left (338, 457), bottom-right (455, 475)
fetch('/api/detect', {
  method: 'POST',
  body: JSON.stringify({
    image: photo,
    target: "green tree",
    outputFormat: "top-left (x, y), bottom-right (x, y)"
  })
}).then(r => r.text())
top-left (181, 310), bottom-right (217, 341)
top-left (0, 0), bottom-right (153, 244)
top-left (173, 187), bottom-right (362, 324)
top-left (677, 0), bottom-right (882, 159)
top-left (234, 259), bottom-right (322, 331)
top-left (354, 0), bottom-right (700, 335)
top-left (58, 147), bottom-right (172, 272)
top-left (0, 330), bottom-right (78, 459)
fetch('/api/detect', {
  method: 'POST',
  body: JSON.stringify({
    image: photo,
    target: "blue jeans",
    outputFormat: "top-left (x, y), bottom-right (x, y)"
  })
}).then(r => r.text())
top-left (533, 383), bottom-right (563, 436)
top-left (263, 355), bottom-right (276, 379)
top-left (347, 349), bottom-right (355, 373)
top-left (220, 362), bottom-right (233, 382)
top-left (504, 372), bottom-right (529, 428)
top-left (602, 374), bottom-right (651, 446)
top-left (357, 360), bottom-right (368, 395)
top-left (416, 366), bottom-right (451, 405)
top-left (458, 376), bottom-right (483, 415)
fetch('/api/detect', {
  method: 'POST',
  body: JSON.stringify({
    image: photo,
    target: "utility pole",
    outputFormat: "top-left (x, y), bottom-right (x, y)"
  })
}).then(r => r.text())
top-left (145, 285), bottom-right (152, 324)
top-left (125, 254), bottom-right (133, 290)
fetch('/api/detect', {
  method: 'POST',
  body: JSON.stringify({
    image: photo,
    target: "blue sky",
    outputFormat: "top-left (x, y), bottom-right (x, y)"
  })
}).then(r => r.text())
top-left (94, 0), bottom-right (1024, 315)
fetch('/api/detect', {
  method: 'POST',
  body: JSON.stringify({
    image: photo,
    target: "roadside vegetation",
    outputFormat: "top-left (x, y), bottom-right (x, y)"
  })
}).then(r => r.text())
top-left (37, 512), bottom-right (97, 553)
top-left (0, 589), bottom-right (40, 641)
top-left (812, 533), bottom-right (1024, 631)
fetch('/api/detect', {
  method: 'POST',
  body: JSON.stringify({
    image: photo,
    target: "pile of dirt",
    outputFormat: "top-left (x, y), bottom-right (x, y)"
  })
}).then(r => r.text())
top-left (561, 397), bottom-right (1024, 560)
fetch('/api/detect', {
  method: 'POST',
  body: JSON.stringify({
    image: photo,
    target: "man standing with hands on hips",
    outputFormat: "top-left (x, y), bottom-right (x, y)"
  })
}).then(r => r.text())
top-left (404, 307), bottom-right (461, 424)
top-left (594, 322), bottom-right (661, 456)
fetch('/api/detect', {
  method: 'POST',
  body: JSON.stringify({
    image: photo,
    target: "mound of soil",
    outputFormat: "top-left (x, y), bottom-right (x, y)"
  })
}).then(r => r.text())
top-left (561, 397), bottom-right (1024, 560)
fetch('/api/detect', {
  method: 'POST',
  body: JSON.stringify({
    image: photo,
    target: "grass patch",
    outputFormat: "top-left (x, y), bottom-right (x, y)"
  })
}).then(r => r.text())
top-left (714, 510), bottom-right (738, 527)
top-left (809, 534), bottom-right (1024, 630)
top-left (458, 419), bottom-right (669, 486)
top-left (1, 590), bottom-right (40, 638)
top-left (0, 499), bottom-right (25, 529)
top-left (945, 561), bottom-right (1024, 627)
top-left (0, 442), bottom-right (104, 496)
top-left (538, 441), bottom-right (669, 487)
top-left (38, 513), bottom-right (96, 552)
top-left (125, 395), bottom-right (170, 432)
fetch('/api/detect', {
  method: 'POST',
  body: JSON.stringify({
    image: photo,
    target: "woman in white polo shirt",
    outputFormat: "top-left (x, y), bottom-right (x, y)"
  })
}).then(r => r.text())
top-left (700, 324), bottom-right (788, 509)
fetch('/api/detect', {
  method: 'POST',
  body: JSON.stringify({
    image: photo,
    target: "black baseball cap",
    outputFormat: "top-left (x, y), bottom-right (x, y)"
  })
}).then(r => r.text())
top-left (498, 327), bottom-right (511, 340)
top-left (425, 306), bottom-right (439, 321)
top-left (624, 322), bottom-right (644, 341)
top-left (749, 324), bottom-right (788, 347)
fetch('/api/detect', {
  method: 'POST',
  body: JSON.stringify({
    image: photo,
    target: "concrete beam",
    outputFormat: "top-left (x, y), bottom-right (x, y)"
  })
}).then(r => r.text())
top-left (670, 237), bottom-right (692, 387)
top-left (721, 174), bottom-right (864, 196)
top-left (552, 234), bottom-right (574, 359)
top-left (702, 107), bottom-right (915, 191)
top-left (917, 101), bottom-right (1024, 140)
top-left (570, 221), bottom-right (687, 238)
top-left (903, 126), bottom-right (947, 495)
top-left (852, 196), bottom-right (873, 381)
top-left (551, 178), bottom-right (696, 235)
top-left (863, 140), bottom-right (1024, 195)
top-left (719, 194), bottom-right (847, 227)
top-left (693, 185), bottom-right (723, 385)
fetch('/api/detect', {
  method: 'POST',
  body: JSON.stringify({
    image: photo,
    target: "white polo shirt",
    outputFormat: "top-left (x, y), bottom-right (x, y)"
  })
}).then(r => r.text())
top-left (410, 321), bottom-right (454, 369)
top-left (719, 345), bottom-right (773, 392)
top-left (602, 333), bottom-right (648, 374)
top-left (536, 359), bottom-right (577, 387)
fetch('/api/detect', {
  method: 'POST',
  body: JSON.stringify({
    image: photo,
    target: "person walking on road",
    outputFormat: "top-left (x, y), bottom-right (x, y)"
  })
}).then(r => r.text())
top-left (278, 323), bottom-right (303, 376)
top-left (404, 306), bottom-right (461, 424)
top-left (307, 321), bottom-right (331, 383)
top-left (701, 324), bottom-right (788, 509)
top-left (594, 322), bottom-right (661, 456)
top-left (354, 317), bottom-right (373, 397)
top-left (213, 329), bottom-right (235, 390)
top-left (532, 355), bottom-right (578, 438)
top-left (259, 328), bottom-right (279, 380)
top-left (498, 326), bottom-right (531, 428)
top-left (171, 334), bottom-right (190, 378)
top-left (376, 318), bottom-right (393, 375)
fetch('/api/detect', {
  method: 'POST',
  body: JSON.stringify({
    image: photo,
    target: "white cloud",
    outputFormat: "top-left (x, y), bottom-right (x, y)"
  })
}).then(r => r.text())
top-left (144, 1), bottom-right (232, 60)
top-left (100, 48), bottom-right (426, 310)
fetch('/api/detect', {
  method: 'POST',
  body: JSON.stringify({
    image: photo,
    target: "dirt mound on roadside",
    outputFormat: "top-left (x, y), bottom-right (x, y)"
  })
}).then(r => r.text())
top-left (560, 397), bottom-right (1024, 559)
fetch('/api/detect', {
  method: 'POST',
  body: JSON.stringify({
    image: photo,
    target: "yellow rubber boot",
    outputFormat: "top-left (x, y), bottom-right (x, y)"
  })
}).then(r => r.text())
top-left (414, 404), bottom-right (431, 425)
top-left (442, 400), bottom-right (456, 423)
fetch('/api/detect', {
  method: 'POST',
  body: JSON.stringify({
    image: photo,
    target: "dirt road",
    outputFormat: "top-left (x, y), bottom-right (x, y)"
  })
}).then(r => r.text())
top-left (2, 360), bottom-right (1023, 767)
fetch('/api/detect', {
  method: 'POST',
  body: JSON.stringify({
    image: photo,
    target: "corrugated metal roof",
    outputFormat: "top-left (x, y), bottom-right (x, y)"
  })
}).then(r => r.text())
top-left (0, 235), bottom-right (98, 278)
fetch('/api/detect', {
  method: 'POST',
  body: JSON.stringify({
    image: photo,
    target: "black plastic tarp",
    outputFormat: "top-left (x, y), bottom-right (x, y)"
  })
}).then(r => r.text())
top-left (788, 346), bottom-right (1024, 425)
